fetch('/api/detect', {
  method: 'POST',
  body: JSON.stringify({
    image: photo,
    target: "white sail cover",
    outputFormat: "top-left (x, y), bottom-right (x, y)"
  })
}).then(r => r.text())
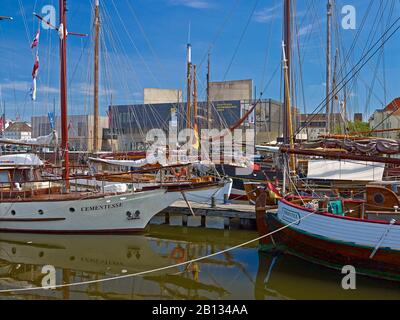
top-left (0, 153), bottom-right (44, 166)
top-left (0, 130), bottom-right (58, 146)
top-left (89, 157), bottom-right (150, 168)
top-left (307, 160), bottom-right (385, 181)
top-left (256, 145), bottom-right (280, 153)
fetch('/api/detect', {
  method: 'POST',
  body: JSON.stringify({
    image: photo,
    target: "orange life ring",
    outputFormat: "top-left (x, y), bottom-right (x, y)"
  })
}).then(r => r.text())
top-left (171, 167), bottom-right (188, 178)
top-left (170, 246), bottom-right (185, 263)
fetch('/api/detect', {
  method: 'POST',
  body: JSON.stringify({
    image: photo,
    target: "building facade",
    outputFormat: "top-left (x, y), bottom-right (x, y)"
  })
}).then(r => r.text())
top-left (368, 98), bottom-right (400, 140)
top-left (144, 88), bottom-right (183, 105)
top-left (209, 79), bottom-right (253, 102)
top-left (109, 99), bottom-right (284, 151)
top-left (3, 122), bottom-right (32, 140)
top-left (298, 113), bottom-right (343, 140)
top-left (31, 115), bottom-right (108, 152)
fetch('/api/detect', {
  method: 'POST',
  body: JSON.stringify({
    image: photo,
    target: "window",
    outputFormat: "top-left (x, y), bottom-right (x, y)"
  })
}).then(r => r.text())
top-left (78, 122), bottom-right (87, 137)
top-left (0, 171), bottom-right (10, 187)
top-left (12, 170), bottom-right (25, 183)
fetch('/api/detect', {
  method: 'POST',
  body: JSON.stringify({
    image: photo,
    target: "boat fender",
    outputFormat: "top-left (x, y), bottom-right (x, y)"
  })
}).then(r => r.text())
top-left (170, 246), bottom-right (185, 263)
top-left (171, 167), bottom-right (188, 178)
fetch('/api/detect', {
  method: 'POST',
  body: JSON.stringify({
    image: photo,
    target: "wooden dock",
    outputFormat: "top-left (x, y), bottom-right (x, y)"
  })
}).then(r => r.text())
top-left (152, 201), bottom-right (273, 230)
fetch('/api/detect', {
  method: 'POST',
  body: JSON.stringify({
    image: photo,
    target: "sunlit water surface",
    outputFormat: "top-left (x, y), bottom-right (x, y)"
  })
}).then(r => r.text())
top-left (0, 223), bottom-right (399, 300)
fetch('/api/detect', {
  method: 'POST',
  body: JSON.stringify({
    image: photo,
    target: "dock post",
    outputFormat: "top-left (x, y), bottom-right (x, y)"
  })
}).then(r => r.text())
top-left (201, 215), bottom-right (206, 227)
top-left (255, 187), bottom-right (270, 245)
top-left (211, 196), bottom-right (216, 208)
top-left (224, 217), bottom-right (230, 230)
top-left (165, 212), bottom-right (170, 225)
top-left (182, 214), bottom-right (188, 227)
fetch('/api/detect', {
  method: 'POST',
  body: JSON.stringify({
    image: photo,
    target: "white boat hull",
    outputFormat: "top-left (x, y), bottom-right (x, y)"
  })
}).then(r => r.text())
top-left (277, 200), bottom-right (400, 251)
top-left (0, 189), bottom-right (179, 234)
top-left (178, 179), bottom-right (232, 204)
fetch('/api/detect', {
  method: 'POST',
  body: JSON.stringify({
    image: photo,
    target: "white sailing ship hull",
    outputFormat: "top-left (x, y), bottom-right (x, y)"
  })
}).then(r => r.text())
top-left (177, 179), bottom-right (232, 204)
top-left (0, 189), bottom-right (179, 234)
top-left (277, 200), bottom-right (400, 250)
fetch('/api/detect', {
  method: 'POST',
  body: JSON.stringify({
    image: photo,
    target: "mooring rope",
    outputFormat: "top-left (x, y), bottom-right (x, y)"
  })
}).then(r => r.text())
top-left (0, 210), bottom-right (315, 294)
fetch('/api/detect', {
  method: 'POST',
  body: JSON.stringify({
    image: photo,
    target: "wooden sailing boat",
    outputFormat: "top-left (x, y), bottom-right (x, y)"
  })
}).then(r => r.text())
top-left (0, 0), bottom-right (217, 234)
top-left (84, 15), bottom-right (232, 205)
top-left (251, 0), bottom-right (400, 281)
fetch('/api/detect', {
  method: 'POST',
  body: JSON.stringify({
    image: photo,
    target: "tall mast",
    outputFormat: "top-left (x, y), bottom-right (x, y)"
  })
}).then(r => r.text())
top-left (0, 16), bottom-right (11, 135)
top-left (283, 0), bottom-right (291, 144)
top-left (206, 51), bottom-right (211, 130)
top-left (332, 48), bottom-right (339, 132)
top-left (186, 23), bottom-right (192, 130)
top-left (2, 101), bottom-right (5, 133)
top-left (193, 64), bottom-right (198, 129)
top-left (93, 0), bottom-right (100, 153)
top-left (326, 0), bottom-right (332, 134)
top-left (60, 0), bottom-right (69, 186)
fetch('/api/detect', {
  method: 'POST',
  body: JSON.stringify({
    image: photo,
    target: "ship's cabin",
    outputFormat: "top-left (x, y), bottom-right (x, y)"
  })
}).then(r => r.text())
top-left (0, 154), bottom-right (61, 199)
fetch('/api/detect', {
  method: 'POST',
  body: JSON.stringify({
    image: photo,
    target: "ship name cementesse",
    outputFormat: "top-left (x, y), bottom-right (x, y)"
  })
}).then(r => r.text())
top-left (81, 203), bottom-right (123, 212)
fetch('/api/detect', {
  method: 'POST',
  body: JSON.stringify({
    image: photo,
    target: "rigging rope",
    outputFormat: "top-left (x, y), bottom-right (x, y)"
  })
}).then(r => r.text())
top-left (0, 209), bottom-right (315, 293)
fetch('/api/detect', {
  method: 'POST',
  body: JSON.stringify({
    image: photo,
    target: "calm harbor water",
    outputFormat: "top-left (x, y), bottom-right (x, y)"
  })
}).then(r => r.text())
top-left (0, 223), bottom-right (399, 300)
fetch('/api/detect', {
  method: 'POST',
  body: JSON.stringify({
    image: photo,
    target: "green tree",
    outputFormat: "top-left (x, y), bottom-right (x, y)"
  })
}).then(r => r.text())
top-left (333, 121), bottom-right (370, 136)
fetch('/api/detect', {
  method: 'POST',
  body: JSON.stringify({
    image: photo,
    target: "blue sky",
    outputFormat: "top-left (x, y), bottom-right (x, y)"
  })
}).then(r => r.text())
top-left (0, 0), bottom-right (399, 121)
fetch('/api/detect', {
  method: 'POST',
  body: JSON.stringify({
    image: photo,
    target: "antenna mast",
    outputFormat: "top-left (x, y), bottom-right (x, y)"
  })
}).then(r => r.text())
top-left (60, 0), bottom-right (69, 187)
top-left (326, 0), bottom-right (333, 134)
top-left (186, 23), bottom-right (192, 130)
top-left (283, 0), bottom-right (291, 144)
top-left (207, 51), bottom-right (211, 130)
top-left (93, 0), bottom-right (100, 153)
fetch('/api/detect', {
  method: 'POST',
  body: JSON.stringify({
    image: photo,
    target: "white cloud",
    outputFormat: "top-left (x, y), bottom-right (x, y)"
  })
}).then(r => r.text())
top-left (0, 81), bottom-right (59, 94)
top-left (73, 82), bottom-right (116, 97)
top-left (297, 24), bottom-right (314, 37)
top-left (41, 85), bottom-right (59, 94)
top-left (0, 81), bottom-right (30, 92)
top-left (168, 0), bottom-right (212, 9)
top-left (254, 4), bottom-right (281, 23)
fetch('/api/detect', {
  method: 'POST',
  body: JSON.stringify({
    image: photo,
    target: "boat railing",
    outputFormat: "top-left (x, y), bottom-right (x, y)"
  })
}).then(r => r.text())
top-left (0, 175), bottom-right (120, 201)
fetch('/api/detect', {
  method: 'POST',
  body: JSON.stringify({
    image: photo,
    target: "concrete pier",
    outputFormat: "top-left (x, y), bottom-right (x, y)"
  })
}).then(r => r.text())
top-left (152, 201), bottom-right (278, 231)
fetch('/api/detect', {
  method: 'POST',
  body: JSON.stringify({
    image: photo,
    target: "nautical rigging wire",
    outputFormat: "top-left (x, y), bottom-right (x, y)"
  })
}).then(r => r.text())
top-left (294, 14), bottom-right (400, 139)
top-left (0, 210), bottom-right (315, 293)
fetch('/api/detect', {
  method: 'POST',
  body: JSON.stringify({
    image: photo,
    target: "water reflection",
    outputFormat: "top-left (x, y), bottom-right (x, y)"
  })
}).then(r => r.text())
top-left (0, 225), bottom-right (398, 300)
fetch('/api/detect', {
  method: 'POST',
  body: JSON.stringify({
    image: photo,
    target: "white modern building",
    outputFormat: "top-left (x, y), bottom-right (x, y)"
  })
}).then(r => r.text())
top-left (3, 122), bottom-right (32, 140)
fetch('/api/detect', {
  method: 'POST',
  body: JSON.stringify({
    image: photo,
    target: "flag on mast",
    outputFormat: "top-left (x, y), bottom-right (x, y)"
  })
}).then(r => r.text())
top-left (32, 55), bottom-right (39, 78)
top-left (30, 30), bottom-right (40, 49)
top-left (31, 55), bottom-right (39, 101)
top-left (31, 78), bottom-right (37, 101)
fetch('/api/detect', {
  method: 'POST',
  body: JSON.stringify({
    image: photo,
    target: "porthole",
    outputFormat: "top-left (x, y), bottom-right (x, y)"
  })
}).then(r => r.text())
top-left (373, 193), bottom-right (385, 205)
top-left (11, 210), bottom-right (16, 216)
top-left (126, 211), bottom-right (133, 220)
top-left (38, 210), bottom-right (44, 215)
top-left (69, 208), bottom-right (76, 213)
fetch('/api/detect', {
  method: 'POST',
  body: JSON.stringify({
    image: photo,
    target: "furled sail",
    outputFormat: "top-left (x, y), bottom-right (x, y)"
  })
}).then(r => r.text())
top-left (89, 157), bottom-right (150, 168)
top-left (0, 153), bottom-right (44, 166)
top-left (0, 130), bottom-right (58, 147)
top-left (302, 138), bottom-right (400, 155)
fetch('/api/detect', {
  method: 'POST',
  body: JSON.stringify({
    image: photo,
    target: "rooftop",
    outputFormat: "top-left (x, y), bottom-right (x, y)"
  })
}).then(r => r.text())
top-left (383, 97), bottom-right (400, 115)
top-left (5, 122), bottom-right (31, 133)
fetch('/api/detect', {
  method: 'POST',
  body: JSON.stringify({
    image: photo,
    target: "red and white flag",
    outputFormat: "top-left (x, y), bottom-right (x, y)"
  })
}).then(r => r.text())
top-left (30, 30), bottom-right (40, 49)
top-left (32, 55), bottom-right (39, 79)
